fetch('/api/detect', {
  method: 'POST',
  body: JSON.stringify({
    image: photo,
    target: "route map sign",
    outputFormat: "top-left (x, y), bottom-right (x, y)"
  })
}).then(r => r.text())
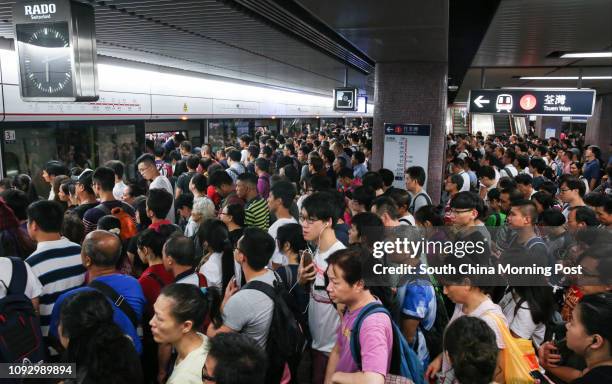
top-left (468, 89), bottom-right (596, 116)
top-left (383, 123), bottom-right (431, 189)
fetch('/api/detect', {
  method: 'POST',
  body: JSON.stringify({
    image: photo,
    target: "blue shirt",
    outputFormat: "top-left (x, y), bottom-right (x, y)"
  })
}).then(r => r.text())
top-left (353, 163), bottom-right (368, 179)
top-left (583, 159), bottom-right (600, 183)
top-left (49, 274), bottom-right (146, 354)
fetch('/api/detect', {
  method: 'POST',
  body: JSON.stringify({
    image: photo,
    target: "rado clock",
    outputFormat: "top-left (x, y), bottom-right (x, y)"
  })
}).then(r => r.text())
top-left (13, 0), bottom-right (98, 101)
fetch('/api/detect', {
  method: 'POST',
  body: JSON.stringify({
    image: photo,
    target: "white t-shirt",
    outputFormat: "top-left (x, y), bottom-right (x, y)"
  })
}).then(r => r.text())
top-left (167, 333), bottom-right (209, 384)
top-left (0, 258), bottom-right (43, 300)
top-left (199, 252), bottom-right (223, 289)
top-left (150, 175), bottom-right (175, 223)
top-left (499, 290), bottom-right (546, 347)
top-left (399, 215), bottom-right (416, 226)
top-left (458, 171), bottom-right (471, 192)
top-left (268, 217), bottom-right (298, 266)
top-left (113, 180), bottom-right (128, 201)
top-left (309, 240), bottom-right (345, 353)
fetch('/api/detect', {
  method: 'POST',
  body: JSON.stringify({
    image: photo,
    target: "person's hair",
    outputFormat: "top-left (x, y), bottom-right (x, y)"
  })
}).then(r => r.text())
top-left (186, 155), bottom-right (200, 170)
top-left (449, 174), bottom-right (464, 190)
top-left (450, 191), bottom-right (480, 210)
top-left (137, 225), bottom-right (178, 259)
top-left (82, 231), bottom-right (122, 267)
top-left (515, 173), bottom-right (533, 187)
top-left (43, 160), bottom-right (68, 177)
top-left (282, 165), bottom-right (299, 184)
top-left (362, 172), bottom-right (384, 191)
top-left (175, 193), bottom-right (194, 210)
top-left (504, 150), bottom-right (517, 163)
top-left (146, 188), bottom-right (174, 219)
top-left (12, 174), bottom-right (32, 193)
top-left (562, 177), bottom-right (586, 197)
top-left (198, 219), bottom-right (235, 291)
top-left (309, 174), bottom-right (332, 191)
top-left (248, 145), bottom-right (260, 160)
top-left (160, 283), bottom-right (223, 331)
top-left (444, 316), bottom-right (499, 384)
top-left (154, 146), bottom-right (166, 158)
top-left (414, 205), bottom-right (444, 226)
top-left (477, 166), bottom-right (495, 180)
top-left (225, 203), bottom-right (245, 227)
top-left (126, 182), bottom-right (146, 199)
top-left (584, 192), bottom-right (606, 207)
top-left (97, 215), bottom-right (121, 234)
top-left (541, 208), bottom-right (566, 226)
top-left (501, 187), bottom-right (524, 205)
top-left (276, 223), bottom-right (307, 255)
top-left (0, 189), bottom-right (29, 221)
top-left (228, 150), bottom-right (241, 162)
top-left (237, 227), bottom-right (275, 271)
top-left (350, 212), bottom-right (384, 249)
top-left (451, 158), bottom-right (465, 168)
top-left (269, 181), bottom-right (296, 209)
top-left (532, 191), bottom-right (554, 211)
top-left (322, 149), bottom-right (335, 164)
top-left (254, 157), bottom-right (269, 173)
top-left (164, 235), bottom-right (195, 266)
top-left (571, 206), bottom-right (600, 226)
top-left (378, 168), bottom-right (395, 188)
top-left (338, 167), bottom-right (353, 179)
top-left (327, 246), bottom-right (369, 287)
top-left (27, 200), bottom-right (64, 233)
top-left (350, 186), bottom-right (376, 211)
top-left (387, 188), bottom-right (411, 212)
top-left (372, 196), bottom-right (400, 220)
top-left (511, 199), bottom-right (538, 223)
top-left (60, 290), bottom-right (143, 384)
top-left (487, 188), bottom-right (501, 203)
top-left (190, 173), bottom-right (208, 194)
top-left (405, 166), bottom-right (426, 186)
top-left (576, 292), bottom-right (612, 346)
top-left (134, 198), bottom-right (152, 228)
top-left (207, 332), bottom-right (267, 384)
top-left (335, 156), bottom-right (348, 169)
top-left (135, 153), bottom-right (155, 167)
top-left (209, 170), bottom-right (233, 188)
top-left (309, 156), bottom-right (324, 173)
top-left (237, 172), bottom-right (258, 187)
top-left (180, 140), bottom-right (192, 152)
top-left (60, 179), bottom-right (75, 198)
top-left (104, 160), bottom-right (124, 180)
top-left (529, 158), bottom-right (547, 174)
top-left (301, 191), bottom-right (339, 226)
top-left (510, 286), bottom-right (556, 325)
top-left (91, 167), bottom-right (116, 192)
top-left (353, 151), bottom-right (366, 164)
top-left (61, 212), bottom-right (85, 244)
top-left (498, 176), bottom-right (517, 191)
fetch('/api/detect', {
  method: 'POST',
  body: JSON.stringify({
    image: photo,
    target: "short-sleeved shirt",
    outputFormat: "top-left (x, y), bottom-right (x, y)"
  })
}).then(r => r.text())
top-left (222, 270), bottom-right (275, 349)
top-left (199, 252), bottom-right (223, 289)
top-left (150, 175), bottom-right (175, 224)
top-left (334, 301), bottom-right (393, 376)
top-left (82, 200), bottom-right (136, 234)
top-left (49, 274), bottom-right (146, 354)
top-left (583, 159), bottom-right (600, 183)
top-left (138, 264), bottom-right (174, 316)
top-left (176, 171), bottom-right (196, 194)
top-left (244, 197), bottom-right (270, 230)
top-left (268, 217), bottom-right (298, 266)
top-left (0, 257), bottom-right (43, 300)
top-left (69, 202), bottom-right (99, 220)
top-left (499, 290), bottom-right (546, 347)
top-left (166, 333), bottom-right (209, 384)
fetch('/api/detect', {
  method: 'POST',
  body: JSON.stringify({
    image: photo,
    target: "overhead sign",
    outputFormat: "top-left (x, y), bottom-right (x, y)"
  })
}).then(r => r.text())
top-left (13, 0), bottom-right (98, 101)
top-left (468, 89), bottom-right (596, 116)
top-left (333, 87), bottom-right (357, 111)
top-left (383, 123), bottom-right (431, 189)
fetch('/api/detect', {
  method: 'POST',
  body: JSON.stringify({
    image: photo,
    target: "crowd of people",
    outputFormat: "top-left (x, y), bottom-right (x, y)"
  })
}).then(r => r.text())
top-left (0, 126), bottom-right (611, 384)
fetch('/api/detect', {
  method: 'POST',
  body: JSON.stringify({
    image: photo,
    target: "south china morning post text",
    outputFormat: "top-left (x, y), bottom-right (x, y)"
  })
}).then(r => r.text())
top-left (371, 262), bottom-right (582, 278)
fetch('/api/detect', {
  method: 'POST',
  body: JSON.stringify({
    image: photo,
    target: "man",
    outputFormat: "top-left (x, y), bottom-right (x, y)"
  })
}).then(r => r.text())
top-left (559, 177), bottom-right (586, 219)
top-left (443, 174), bottom-right (463, 224)
top-left (267, 180), bottom-right (298, 268)
top-left (298, 192), bottom-right (345, 384)
top-left (137, 154), bottom-right (175, 223)
top-left (226, 150), bottom-right (246, 183)
top-left (405, 166), bottom-right (431, 214)
top-left (179, 140), bottom-right (192, 159)
top-left (70, 170), bottom-right (99, 219)
top-left (48, 230), bottom-right (145, 354)
top-left (504, 200), bottom-right (549, 268)
top-left (255, 157), bottom-right (271, 199)
top-left (239, 135), bottom-right (252, 165)
top-left (348, 186), bottom-right (376, 216)
top-left (209, 170), bottom-right (244, 208)
top-left (567, 206), bottom-right (600, 234)
top-left (207, 228), bottom-right (276, 349)
top-left (174, 155), bottom-right (199, 199)
top-left (450, 158), bottom-right (471, 193)
top-left (515, 173), bottom-right (536, 199)
top-left (105, 160), bottom-right (128, 201)
top-left (203, 333), bottom-right (267, 384)
top-left (246, 145), bottom-right (260, 175)
top-left (175, 193), bottom-right (194, 232)
top-left (83, 167), bottom-right (136, 234)
top-left (478, 165), bottom-right (498, 202)
top-left (332, 142), bottom-right (352, 169)
top-left (583, 147), bottom-right (601, 191)
top-left (352, 151), bottom-right (368, 180)
top-left (236, 173), bottom-right (270, 231)
top-left (25, 200), bottom-right (86, 339)
top-left (594, 195), bottom-right (612, 228)
top-left (42, 160), bottom-right (68, 200)
top-left (146, 188), bottom-right (175, 232)
top-left (371, 196), bottom-right (402, 227)
top-left (529, 158), bottom-right (548, 191)
top-left (162, 234), bottom-right (207, 286)
top-left (499, 150), bottom-right (518, 178)
top-left (324, 247), bottom-right (393, 384)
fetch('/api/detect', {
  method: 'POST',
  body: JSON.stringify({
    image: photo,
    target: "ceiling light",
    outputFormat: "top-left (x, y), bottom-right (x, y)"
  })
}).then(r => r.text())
top-left (519, 76), bottom-right (612, 80)
top-left (560, 52), bottom-right (612, 58)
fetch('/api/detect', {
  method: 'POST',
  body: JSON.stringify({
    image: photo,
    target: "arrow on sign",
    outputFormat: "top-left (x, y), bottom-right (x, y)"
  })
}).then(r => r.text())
top-left (474, 95), bottom-right (490, 108)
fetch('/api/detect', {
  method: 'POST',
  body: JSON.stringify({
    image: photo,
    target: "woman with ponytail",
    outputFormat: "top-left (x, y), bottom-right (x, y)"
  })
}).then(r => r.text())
top-left (59, 290), bottom-right (143, 384)
top-left (150, 283), bottom-right (222, 384)
top-left (197, 218), bottom-right (236, 292)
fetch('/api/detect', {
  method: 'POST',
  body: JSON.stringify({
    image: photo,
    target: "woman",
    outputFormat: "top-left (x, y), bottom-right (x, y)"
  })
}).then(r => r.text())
top-left (58, 290), bottom-right (143, 384)
top-left (219, 203), bottom-right (244, 247)
top-left (0, 198), bottom-right (36, 258)
top-left (570, 161), bottom-right (590, 194)
top-left (134, 197), bottom-right (152, 231)
top-left (184, 196), bottom-right (215, 237)
top-left (58, 180), bottom-right (77, 210)
top-left (275, 223), bottom-right (309, 324)
top-left (197, 218), bottom-right (235, 291)
top-left (52, 175), bottom-right (70, 210)
top-left (566, 293), bottom-right (612, 383)
top-left (150, 284), bottom-right (221, 384)
top-left (348, 212), bottom-right (384, 249)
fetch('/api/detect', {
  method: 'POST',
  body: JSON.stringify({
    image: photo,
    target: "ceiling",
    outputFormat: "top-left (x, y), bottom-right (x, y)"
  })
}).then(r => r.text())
top-left (0, 0), bottom-right (373, 97)
top-left (456, 0), bottom-right (612, 102)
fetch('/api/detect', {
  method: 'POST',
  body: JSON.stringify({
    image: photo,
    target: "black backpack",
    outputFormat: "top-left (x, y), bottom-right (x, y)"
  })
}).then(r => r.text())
top-left (0, 258), bottom-right (46, 364)
top-left (243, 275), bottom-right (306, 384)
top-left (418, 279), bottom-right (449, 359)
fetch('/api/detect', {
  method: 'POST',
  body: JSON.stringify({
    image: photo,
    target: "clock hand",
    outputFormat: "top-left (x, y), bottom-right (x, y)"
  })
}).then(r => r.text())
top-left (41, 53), bottom-right (68, 64)
top-left (45, 61), bottom-right (49, 83)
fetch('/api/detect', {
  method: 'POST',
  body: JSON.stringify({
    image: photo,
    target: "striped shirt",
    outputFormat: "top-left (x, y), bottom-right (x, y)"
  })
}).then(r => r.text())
top-left (244, 196), bottom-right (270, 231)
top-left (25, 238), bottom-right (86, 336)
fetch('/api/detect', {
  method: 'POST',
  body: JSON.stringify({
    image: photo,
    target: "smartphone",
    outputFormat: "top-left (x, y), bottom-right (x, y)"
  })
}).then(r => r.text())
top-left (301, 249), bottom-right (313, 268)
top-left (529, 370), bottom-right (547, 382)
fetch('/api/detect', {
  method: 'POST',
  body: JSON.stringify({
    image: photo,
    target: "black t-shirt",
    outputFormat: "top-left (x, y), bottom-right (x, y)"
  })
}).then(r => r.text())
top-left (571, 365), bottom-right (612, 384)
top-left (176, 171), bottom-right (196, 194)
top-left (69, 202), bottom-right (99, 219)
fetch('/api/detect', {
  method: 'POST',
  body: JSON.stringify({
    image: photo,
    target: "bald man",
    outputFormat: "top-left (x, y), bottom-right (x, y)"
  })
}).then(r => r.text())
top-left (48, 230), bottom-right (146, 355)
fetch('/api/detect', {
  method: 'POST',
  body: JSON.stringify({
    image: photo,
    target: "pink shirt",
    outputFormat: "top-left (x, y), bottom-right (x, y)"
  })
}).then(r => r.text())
top-left (335, 302), bottom-right (393, 376)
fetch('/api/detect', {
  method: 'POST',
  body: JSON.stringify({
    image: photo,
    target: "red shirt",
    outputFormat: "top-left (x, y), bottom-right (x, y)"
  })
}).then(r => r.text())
top-left (138, 264), bottom-right (174, 315)
top-left (148, 220), bottom-right (172, 232)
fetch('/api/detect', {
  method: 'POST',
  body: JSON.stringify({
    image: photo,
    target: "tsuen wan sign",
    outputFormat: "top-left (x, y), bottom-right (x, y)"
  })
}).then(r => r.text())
top-left (468, 89), bottom-right (596, 117)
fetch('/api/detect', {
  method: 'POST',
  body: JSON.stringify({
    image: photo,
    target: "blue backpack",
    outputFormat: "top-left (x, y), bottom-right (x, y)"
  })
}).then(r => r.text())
top-left (350, 302), bottom-right (425, 384)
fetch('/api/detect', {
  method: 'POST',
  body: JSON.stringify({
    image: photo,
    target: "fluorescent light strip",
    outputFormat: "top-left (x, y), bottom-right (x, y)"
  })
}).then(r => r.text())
top-left (560, 52), bottom-right (612, 58)
top-left (519, 76), bottom-right (612, 80)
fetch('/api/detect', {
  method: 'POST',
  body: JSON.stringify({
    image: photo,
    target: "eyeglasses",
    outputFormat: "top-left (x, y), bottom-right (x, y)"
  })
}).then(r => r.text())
top-left (299, 215), bottom-right (320, 225)
top-left (559, 188), bottom-right (571, 193)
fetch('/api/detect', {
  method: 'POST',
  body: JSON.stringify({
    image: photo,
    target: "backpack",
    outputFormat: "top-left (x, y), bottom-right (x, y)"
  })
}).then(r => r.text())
top-left (242, 275), bottom-right (306, 384)
top-left (417, 279), bottom-right (449, 360)
top-left (0, 258), bottom-right (46, 364)
top-left (408, 192), bottom-right (432, 215)
top-left (351, 303), bottom-right (425, 384)
top-left (97, 203), bottom-right (138, 241)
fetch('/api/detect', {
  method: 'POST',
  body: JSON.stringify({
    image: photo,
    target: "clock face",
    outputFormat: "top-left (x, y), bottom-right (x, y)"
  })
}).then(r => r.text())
top-left (17, 22), bottom-right (74, 98)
